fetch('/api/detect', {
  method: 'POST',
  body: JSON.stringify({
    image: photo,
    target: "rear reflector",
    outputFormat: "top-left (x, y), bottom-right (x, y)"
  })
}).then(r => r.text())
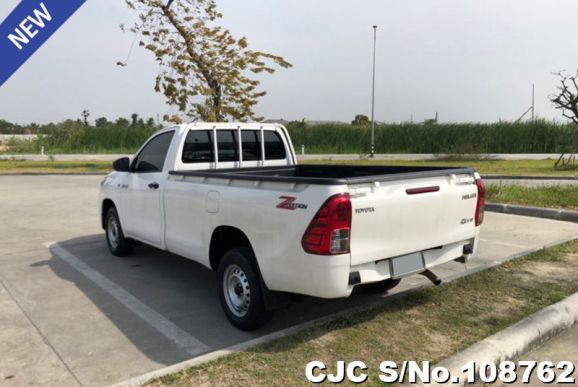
top-left (475, 178), bottom-right (485, 226)
top-left (302, 193), bottom-right (352, 255)
top-left (406, 186), bottom-right (440, 195)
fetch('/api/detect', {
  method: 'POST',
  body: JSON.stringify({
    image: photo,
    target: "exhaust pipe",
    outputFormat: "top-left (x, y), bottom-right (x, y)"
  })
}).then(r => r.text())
top-left (420, 269), bottom-right (442, 286)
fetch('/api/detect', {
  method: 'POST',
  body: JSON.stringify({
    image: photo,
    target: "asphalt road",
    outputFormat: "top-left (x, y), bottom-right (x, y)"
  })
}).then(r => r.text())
top-left (1, 175), bottom-right (578, 386)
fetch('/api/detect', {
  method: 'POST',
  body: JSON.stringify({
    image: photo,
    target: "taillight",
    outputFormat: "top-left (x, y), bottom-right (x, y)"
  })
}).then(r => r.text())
top-left (302, 193), bottom-right (352, 255)
top-left (475, 178), bottom-right (485, 226)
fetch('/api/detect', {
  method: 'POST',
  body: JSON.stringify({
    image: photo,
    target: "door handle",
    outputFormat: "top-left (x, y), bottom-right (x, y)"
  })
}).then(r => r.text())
top-left (148, 182), bottom-right (160, 189)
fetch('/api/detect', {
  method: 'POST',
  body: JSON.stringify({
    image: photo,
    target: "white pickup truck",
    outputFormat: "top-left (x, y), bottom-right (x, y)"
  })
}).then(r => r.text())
top-left (99, 123), bottom-right (485, 330)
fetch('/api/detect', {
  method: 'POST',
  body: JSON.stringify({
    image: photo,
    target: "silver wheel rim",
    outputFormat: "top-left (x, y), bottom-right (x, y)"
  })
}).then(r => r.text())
top-left (223, 264), bottom-right (251, 318)
top-left (107, 215), bottom-right (120, 250)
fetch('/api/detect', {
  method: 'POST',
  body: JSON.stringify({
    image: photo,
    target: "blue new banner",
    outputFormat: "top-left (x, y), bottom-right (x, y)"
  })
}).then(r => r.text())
top-left (0, 0), bottom-right (86, 87)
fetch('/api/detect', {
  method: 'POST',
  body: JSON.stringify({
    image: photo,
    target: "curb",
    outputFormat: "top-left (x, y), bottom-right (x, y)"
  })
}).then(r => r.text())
top-left (487, 203), bottom-right (578, 223)
top-left (415, 291), bottom-right (578, 387)
top-left (0, 172), bottom-right (108, 176)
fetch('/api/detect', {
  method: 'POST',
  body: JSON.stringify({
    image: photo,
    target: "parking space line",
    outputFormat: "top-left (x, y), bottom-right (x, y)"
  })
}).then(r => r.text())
top-left (478, 238), bottom-right (529, 249)
top-left (44, 242), bottom-right (210, 356)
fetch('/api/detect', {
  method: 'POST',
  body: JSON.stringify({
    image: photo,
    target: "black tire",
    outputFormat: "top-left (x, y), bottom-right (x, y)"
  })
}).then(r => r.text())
top-left (217, 247), bottom-right (271, 330)
top-left (360, 278), bottom-right (402, 294)
top-left (104, 207), bottom-right (133, 256)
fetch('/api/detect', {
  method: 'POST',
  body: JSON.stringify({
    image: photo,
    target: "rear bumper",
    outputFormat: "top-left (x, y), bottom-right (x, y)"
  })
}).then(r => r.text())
top-left (300, 237), bottom-right (477, 299)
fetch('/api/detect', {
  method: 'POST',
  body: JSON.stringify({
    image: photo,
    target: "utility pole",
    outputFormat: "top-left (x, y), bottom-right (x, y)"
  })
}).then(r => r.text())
top-left (370, 25), bottom-right (377, 157)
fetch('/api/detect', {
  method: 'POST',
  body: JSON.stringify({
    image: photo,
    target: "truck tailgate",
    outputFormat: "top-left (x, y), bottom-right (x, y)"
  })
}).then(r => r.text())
top-left (349, 173), bottom-right (478, 266)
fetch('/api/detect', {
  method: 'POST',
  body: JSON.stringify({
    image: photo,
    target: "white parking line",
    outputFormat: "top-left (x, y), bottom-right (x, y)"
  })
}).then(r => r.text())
top-left (478, 238), bottom-right (529, 249)
top-left (44, 242), bottom-right (210, 356)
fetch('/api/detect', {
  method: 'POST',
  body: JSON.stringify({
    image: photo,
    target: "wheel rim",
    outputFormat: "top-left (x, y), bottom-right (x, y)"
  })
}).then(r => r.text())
top-left (107, 215), bottom-right (120, 250)
top-left (223, 264), bottom-right (251, 318)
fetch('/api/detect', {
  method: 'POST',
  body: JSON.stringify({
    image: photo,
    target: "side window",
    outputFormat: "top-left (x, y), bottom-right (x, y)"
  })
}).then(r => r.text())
top-left (241, 130), bottom-right (261, 161)
top-left (132, 131), bottom-right (174, 173)
top-left (264, 131), bottom-right (286, 160)
top-left (182, 130), bottom-right (214, 163)
top-left (217, 130), bottom-right (239, 162)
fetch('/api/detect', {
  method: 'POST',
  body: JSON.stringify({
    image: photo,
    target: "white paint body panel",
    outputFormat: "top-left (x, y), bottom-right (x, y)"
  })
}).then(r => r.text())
top-left (349, 174), bottom-right (478, 266)
top-left (99, 123), bottom-right (481, 299)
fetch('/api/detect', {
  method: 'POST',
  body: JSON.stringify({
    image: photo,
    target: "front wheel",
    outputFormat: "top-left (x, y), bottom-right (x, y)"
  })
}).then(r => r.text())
top-left (105, 207), bottom-right (133, 256)
top-left (217, 248), bottom-right (271, 330)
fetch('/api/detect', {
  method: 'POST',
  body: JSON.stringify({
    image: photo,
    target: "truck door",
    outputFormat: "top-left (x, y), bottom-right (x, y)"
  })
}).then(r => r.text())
top-left (123, 131), bottom-right (175, 247)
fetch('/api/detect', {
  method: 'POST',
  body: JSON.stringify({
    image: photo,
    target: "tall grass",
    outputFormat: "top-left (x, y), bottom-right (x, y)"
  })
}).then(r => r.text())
top-left (288, 120), bottom-right (577, 154)
top-left (40, 123), bottom-right (157, 153)
top-left (1, 119), bottom-right (576, 154)
top-left (2, 120), bottom-right (157, 154)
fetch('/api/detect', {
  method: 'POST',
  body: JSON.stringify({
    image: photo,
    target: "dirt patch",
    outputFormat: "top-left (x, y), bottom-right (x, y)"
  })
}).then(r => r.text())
top-left (517, 254), bottom-right (578, 284)
top-left (425, 330), bottom-right (456, 358)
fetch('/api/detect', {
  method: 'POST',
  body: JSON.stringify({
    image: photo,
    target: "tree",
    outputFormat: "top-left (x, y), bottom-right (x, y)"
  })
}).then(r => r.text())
top-left (81, 110), bottom-right (90, 125)
top-left (551, 70), bottom-right (578, 167)
top-left (351, 114), bottom-right (370, 126)
top-left (131, 113), bottom-right (139, 126)
top-left (121, 0), bottom-right (292, 123)
top-left (146, 117), bottom-right (156, 127)
top-left (115, 117), bottom-right (130, 127)
top-left (95, 117), bottom-right (110, 127)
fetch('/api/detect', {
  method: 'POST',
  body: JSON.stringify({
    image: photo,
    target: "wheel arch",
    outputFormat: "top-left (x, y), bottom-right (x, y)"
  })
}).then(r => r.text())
top-left (209, 226), bottom-right (255, 271)
top-left (101, 198), bottom-right (116, 229)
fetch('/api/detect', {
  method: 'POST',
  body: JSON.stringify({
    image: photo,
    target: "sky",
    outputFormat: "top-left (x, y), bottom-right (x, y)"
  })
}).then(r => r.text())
top-left (1, 0), bottom-right (578, 125)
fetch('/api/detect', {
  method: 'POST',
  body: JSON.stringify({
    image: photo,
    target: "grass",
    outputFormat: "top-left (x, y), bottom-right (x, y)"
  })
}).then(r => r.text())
top-left (302, 158), bottom-right (578, 176)
top-left (2, 120), bottom-right (575, 154)
top-left (487, 185), bottom-right (578, 211)
top-left (0, 159), bottom-right (112, 173)
top-left (0, 158), bottom-right (576, 176)
top-left (288, 121), bottom-right (577, 154)
top-left (148, 241), bottom-right (578, 387)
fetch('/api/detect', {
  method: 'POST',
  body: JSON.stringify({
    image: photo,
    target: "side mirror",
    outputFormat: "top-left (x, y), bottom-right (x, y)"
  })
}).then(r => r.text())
top-left (113, 157), bottom-right (130, 172)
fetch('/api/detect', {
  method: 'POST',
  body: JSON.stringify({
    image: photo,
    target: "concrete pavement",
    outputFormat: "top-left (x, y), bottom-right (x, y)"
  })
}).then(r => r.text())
top-left (493, 323), bottom-right (578, 386)
top-left (1, 175), bottom-right (578, 386)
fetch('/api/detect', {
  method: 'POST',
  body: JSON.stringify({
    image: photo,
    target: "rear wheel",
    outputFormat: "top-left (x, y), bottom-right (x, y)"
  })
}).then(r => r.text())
top-left (217, 248), bottom-right (271, 330)
top-left (360, 278), bottom-right (402, 294)
top-left (105, 207), bottom-right (133, 256)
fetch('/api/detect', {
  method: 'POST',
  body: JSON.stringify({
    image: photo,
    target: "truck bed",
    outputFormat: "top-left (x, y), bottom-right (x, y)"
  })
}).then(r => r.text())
top-left (170, 164), bottom-right (476, 185)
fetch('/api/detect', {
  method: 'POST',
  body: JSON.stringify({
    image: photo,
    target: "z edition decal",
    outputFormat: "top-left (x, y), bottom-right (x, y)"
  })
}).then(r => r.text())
top-left (276, 196), bottom-right (308, 210)
top-left (0, 0), bottom-right (87, 87)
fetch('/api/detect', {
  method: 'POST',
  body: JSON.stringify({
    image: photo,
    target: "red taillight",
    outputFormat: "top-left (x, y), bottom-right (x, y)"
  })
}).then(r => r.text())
top-left (475, 178), bottom-right (485, 226)
top-left (302, 193), bottom-right (352, 255)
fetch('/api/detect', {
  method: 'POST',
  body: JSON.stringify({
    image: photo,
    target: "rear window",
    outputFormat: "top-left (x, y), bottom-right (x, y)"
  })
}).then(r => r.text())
top-left (182, 130), bottom-right (214, 163)
top-left (264, 131), bottom-right (286, 160)
top-left (217, 130), bottom-right (239, 162)
top-left (241, 130), bottom-right (261, 161)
